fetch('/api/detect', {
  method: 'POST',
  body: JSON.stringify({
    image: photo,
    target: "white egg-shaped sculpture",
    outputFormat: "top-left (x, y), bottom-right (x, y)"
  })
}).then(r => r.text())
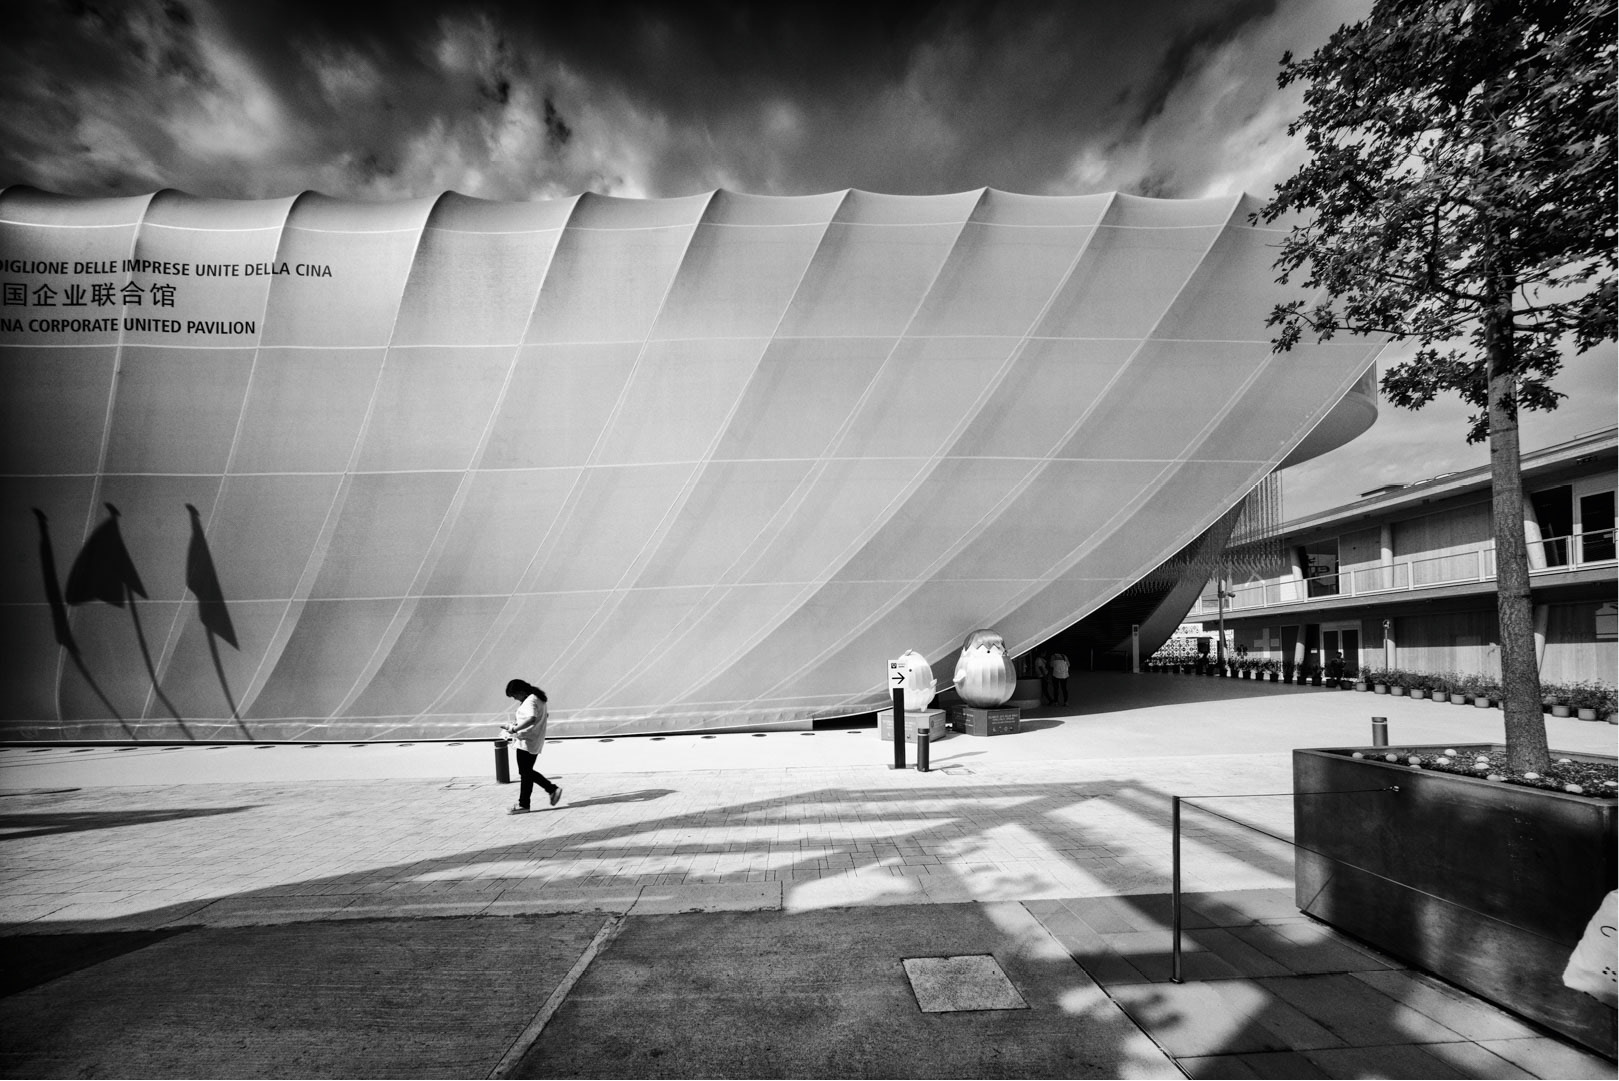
top-left (952, 628), bottom-right (1018, 707)
top-left (894, 650), bottom-right (936, 711)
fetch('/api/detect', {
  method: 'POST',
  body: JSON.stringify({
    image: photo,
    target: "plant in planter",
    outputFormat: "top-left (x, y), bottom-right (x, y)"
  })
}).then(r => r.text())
top-left (1406, 671), bottom-right (1431, 701)
top-left (1349, 664), bottom-right (1369, 691)
top-left (1364, 666), bottom-right (1390, 694)
top-left (1567, 681), bottom-right (1618, 722)
top-left (1541, 682), bottom-right (1567, 718)
top-left (1323, 653), bottom-right (1346, 688)
top-left (1431, 669), bottom-right (1457, 705)
top-left (1473, 675), bottom-right (1503, 709)
top-left (1426, 671), bottom-right (1454, 703)
top-left (1541, 681), bottom-right (1571, 716)
top-left (1386, 668), bottom-right (1409, 697)
top-left (1451, 671), bottom-right (1481, 705)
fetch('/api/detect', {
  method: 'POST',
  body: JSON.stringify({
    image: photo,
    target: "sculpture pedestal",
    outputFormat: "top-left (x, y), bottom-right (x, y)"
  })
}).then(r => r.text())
top-left (947, 705), bottom-right (1022, 736)
top-left (878, 709), bottom-right (946, 743)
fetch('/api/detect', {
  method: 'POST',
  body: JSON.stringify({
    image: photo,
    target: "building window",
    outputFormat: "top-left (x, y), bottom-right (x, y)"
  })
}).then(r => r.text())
top-left (1580, 491), bottom-right (1615, 562)
top-left (1598, 603), bottom-right (1617, 641)
top-left (1530, 486), bottom-right (1573, 566)
top-left (1302, 539), bottom-right (1339, 597)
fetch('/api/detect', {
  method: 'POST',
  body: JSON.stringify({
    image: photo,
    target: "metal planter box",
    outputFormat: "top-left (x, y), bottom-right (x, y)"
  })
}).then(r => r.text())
top-left (1293, 746), bottom-right (1617, 1057)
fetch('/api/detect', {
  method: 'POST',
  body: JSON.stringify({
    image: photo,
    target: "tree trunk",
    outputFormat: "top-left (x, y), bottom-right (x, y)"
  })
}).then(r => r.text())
top-left (1486, 327), bottom-right (1550, 774)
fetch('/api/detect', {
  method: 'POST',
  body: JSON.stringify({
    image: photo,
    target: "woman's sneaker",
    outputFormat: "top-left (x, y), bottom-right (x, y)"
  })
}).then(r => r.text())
top-left (549, 787), bottom-right (563, 807)
top-left (508, 804), bottom-right (531, 814)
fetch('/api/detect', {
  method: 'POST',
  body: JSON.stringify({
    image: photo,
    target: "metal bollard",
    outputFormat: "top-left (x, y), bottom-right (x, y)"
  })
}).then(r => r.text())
top-left (916, 725), bottom-right (930, 772)
top-left (1371, 716), bottom-right (1388, 747)
top-left (891, 688), bottom-right (907, 770)
top-left (494, 738), bottom-right (511, 784)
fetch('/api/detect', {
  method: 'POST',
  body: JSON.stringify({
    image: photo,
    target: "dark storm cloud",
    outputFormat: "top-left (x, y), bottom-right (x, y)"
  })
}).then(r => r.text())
top-left (0, 0), bottom-right (1352, 201)
top-left (3, 0), bottom-right (1609, 520)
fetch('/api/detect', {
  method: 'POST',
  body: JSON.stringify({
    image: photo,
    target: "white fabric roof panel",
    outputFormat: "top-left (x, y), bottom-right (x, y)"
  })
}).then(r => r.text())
top-left (0, 187), bottom-right (1381, 740)
top-left (2, 347), bottom-right (119, 473)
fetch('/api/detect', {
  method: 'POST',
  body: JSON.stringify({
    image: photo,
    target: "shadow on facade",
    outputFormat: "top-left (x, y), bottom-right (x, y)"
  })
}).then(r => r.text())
top-left (33, 503), bottom-right (245, 739)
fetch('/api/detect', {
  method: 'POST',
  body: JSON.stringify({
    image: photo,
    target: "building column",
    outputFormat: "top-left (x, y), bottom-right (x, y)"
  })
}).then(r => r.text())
top-left (1379, 523), bottom-right (1394, 588)
top-left (1523, 496), bottom-right (1547, 570)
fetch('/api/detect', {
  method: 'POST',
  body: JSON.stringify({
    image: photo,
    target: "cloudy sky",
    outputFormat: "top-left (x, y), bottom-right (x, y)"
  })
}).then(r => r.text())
top-left (2, 0), bottom-right (1613, 518)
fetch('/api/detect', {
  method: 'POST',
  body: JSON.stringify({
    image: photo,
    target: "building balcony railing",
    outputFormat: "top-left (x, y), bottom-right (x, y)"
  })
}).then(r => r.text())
top-left (1195, 527), bottom-right (1617, 616)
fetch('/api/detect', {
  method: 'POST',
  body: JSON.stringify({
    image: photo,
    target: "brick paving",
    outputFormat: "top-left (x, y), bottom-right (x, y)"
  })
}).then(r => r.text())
top-left (1, 674), bottom-right (1614, 1078)
top-left (0, 755), bottom-right (1300, 931)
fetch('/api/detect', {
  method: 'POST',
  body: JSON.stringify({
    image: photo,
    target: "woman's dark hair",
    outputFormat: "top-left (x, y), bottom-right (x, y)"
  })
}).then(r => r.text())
top-left (504, 679), bottom-right (547, 702)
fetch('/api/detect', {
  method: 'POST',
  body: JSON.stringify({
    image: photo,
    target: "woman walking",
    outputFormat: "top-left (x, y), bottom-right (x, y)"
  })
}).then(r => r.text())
top-left (502, 678), bottom-right (562, 814)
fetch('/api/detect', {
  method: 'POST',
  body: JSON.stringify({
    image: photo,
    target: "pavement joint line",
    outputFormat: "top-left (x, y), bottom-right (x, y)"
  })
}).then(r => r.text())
top-left (488, 909), bottom-right (628, 1079)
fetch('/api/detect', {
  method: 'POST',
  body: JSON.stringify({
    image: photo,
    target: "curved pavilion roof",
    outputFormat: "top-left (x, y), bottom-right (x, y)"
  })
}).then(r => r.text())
top-left (0, 187), bottom-right (1380, 740)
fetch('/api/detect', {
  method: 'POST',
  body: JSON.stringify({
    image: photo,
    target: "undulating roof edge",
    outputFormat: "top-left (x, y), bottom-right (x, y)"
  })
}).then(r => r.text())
top-left (0, 184), bottom-right (1277, 225)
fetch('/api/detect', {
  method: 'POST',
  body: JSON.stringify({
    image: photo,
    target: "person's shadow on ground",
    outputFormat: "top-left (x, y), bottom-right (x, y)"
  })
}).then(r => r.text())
top-left (557, 789), bottom-right (673, 809)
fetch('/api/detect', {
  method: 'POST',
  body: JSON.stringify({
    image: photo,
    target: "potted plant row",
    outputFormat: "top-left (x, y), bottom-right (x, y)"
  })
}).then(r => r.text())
top-left (1545, 681), bottom-right (1619, 723)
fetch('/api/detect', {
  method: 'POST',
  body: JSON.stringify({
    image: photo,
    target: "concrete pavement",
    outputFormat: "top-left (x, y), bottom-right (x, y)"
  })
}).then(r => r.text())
top-left (1, 673), bottom-right (1614, 1078)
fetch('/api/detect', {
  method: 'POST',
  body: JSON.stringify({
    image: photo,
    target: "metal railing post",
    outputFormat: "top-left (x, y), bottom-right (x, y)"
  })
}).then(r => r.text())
top-left (1372, 716), bottom-right (1388, 747)
top-left (1171, 795), bottom-right (1183, 984)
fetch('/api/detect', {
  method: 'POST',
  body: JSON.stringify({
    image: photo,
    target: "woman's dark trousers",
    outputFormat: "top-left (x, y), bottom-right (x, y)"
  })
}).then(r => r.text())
top-left (515, 748), bottom-right (557, 808)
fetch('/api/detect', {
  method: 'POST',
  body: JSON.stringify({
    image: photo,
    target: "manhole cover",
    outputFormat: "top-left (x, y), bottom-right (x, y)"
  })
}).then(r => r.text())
top-left (903, 955), bottom-right (1028, 1013)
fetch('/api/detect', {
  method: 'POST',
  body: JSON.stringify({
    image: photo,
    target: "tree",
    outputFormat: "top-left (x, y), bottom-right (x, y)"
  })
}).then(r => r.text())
top-left (1258, 0), bottom-right (1616, 772)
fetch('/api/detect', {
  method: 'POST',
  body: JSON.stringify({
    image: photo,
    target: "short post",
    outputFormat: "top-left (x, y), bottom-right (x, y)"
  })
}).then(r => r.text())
top-left (1171, 795), bottom-right (1183, 984)
top-left (494, 737), bottom-right (511, 784)
top-left (916, 724), bottom-right (930, 772)
top-left (891, 687), bottom-right (906, 770)
top-left (1371, 716), bottom-right (1388, 747)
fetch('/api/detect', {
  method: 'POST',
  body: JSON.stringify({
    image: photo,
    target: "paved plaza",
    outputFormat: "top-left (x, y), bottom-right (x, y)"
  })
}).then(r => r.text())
top-left (1, 674), bottom-right (1614, 1078)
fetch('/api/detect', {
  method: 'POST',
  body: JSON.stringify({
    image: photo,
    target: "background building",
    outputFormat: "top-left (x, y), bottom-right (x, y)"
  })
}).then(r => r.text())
top-left (1188, 427), bottom-right (1617, 685)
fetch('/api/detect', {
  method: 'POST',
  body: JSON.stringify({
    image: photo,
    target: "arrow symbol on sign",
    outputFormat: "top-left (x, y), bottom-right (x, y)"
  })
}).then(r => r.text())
top-left (892, 671), bottom-right (905, 684)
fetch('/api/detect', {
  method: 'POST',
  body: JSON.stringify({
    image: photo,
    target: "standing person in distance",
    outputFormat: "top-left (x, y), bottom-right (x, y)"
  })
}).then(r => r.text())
top-left (1048, 650), bottom-right (1070, 706)
top-left (1033, 653), bottom-right (1050, 705)
top-left (502, 678), bottom-right (561, 814)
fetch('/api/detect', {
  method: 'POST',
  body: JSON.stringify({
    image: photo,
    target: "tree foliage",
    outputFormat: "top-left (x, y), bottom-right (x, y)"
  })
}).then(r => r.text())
top-left (1260, 0), bottom-right (1615, 772)
top-left (1259, 0), bottom-right (1616, 441)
